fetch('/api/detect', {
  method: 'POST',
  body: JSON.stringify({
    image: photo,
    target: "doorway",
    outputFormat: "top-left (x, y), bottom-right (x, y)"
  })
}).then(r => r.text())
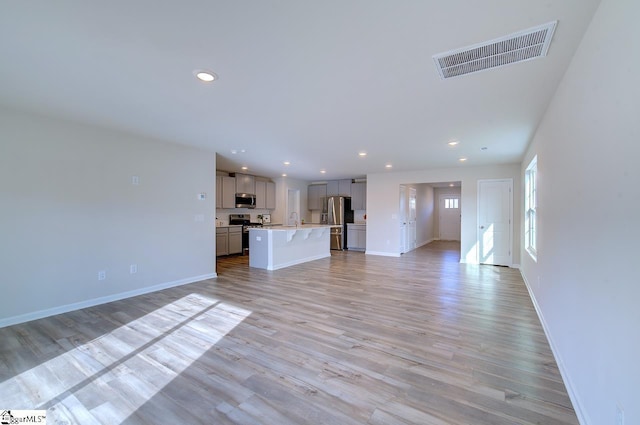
top-left (477, 179), bottom-right (512, 266)
top-left (286, 188), bottom-right (300, 226)
top-left (439, 194), bottom-right (461, 241)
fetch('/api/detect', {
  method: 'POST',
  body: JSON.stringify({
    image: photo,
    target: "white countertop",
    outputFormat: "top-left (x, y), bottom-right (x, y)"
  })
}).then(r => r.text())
top-left (250, 224), bottom-right (338, 231)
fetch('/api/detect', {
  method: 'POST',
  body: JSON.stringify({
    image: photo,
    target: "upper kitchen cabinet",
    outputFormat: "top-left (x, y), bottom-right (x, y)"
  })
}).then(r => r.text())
top-left (265, 181), bottom-right (276, 209)
top-left (255, 180), bottom-right (266, 209)
top-left (234, 173), bottom-right (255, 194)
top-left (351, 181), bottom-right (366, 210)
top-left (217, 175), bottom-right (236, 209)
top-left (326, 179), bottom-right (352, 197)
top-left (216, 176), bottom-right (223, 208)
top-left (308, 184), bottom-right (327, 210)
top-left (255, 180), bottom-right (276, 210)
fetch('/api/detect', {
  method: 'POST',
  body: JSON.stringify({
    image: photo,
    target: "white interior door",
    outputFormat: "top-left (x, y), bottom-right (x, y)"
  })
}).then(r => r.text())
top-left (399, 185), bottom-right (407, 253)
top-left (477, 179), bottom-right (512, 266)
top-left (409, 187), bottom-right (417, 250)
top-left (439, 194), bottom-right (461, 241)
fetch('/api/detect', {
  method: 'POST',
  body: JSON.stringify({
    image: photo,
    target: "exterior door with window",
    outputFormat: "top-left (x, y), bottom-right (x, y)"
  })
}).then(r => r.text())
top-left (439, 195), bottom-right (461, 241)
top-left (477, 179), bottom-right (512, 266)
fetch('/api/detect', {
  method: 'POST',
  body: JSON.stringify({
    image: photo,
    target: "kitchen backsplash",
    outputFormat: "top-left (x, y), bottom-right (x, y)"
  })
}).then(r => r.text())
top-left (216, 209), bottom-right (273, 226)
top-left (353, 210), bottom-right (367, 224)
top-left (217, 209), bottom-right (366, 226)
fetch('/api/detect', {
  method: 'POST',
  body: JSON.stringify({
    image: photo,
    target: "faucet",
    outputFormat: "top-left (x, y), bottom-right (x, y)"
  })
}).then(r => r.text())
top-left (289, 211), bottom-right (299, 227)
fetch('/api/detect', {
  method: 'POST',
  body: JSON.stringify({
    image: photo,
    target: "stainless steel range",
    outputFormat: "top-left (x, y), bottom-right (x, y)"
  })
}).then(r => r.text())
top-left (228, 214), bottom-right (262, 254)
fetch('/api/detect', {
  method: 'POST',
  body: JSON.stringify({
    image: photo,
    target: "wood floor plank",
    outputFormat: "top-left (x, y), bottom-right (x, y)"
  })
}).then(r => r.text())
top-left (0, 241), bottom-right (579, 424)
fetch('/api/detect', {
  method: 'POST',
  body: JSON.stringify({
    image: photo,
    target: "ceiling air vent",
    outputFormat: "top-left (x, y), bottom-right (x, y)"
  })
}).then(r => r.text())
top-left (433, 21), bottom-right (557, 79)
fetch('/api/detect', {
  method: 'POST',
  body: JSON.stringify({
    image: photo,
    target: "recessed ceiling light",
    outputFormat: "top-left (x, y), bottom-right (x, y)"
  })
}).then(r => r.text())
top-left (449, 183), bottom-right (454, 187)
top-left (282, 173), bottom-right (287, 177)
top-left (231, 149), bottom-right (237, 154)
top-left (283, 161), bottom-right (290, 165)
top-left (448, 140), bottom-right (460, 146)
top-left (194, 70), bottom-right (217, 82)
top-left (320, 170), bottom-right (326, 174)
top-left (459, 157), bottom-right (468, 162)
top-left (241, 166), bottom-right (248, 170)
top-left (358, 152), bottom-right (367, 157)
top-left (385, 164), bottom-right (393, 168)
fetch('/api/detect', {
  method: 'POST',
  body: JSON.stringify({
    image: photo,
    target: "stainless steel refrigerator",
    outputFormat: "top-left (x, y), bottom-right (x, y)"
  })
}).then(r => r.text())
top-left (327, 196), bottom-right (353, 250)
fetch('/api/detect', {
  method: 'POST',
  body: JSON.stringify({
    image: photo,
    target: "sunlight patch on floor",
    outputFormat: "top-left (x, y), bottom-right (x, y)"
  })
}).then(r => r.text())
top-left (0, 293), bottom-right (251, 424)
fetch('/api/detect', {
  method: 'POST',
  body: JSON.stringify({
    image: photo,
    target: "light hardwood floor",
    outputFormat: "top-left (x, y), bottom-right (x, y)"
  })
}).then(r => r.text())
top-left (0, 241), bottom-right (578, 424)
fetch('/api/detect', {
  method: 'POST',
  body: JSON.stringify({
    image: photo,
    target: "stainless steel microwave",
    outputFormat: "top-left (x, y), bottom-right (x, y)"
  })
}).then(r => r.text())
top-left (235, 193), bottom-right (256, 209)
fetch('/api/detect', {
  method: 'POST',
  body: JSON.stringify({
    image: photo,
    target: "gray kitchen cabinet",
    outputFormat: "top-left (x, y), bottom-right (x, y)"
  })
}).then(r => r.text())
top-left (228, 226), bottom-right (243, 254)
top-left (326, 179), bottom-right (352, 196)
top-left (326, 180), bottom-right (339, 196)
top-left (216, 227), bottom-right (228, 256)
top-left (255, 180), bottom-right (266, 209)
top-left (338, 179), bottom-right (352, 196)
top-left (221, 176), bottom-right (236, 209)
top-left (351, 182), bottom-right (366, 210)
top-left (307, 184), bottom-right (327, 210)
top-left (235, 173), bottom-right (255, 194)
top-left (265, 181), bottom-right (276, 209)
top-left (216, 176), bottom-right (223, 209)
top-left (347, 224), bottom-right (366, 251)
top-left (217, 226), bottom-right (242, 256)
top-left (256, 180), bottom-right (275, 210)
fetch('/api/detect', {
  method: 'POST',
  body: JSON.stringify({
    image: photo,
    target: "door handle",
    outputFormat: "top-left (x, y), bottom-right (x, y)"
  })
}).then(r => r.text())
top-left (480, 226), bottom-right (485, 229)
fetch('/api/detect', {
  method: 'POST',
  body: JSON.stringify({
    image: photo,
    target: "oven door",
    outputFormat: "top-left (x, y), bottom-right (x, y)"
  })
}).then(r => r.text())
top-left (242, 227), bottom-right (250, 254)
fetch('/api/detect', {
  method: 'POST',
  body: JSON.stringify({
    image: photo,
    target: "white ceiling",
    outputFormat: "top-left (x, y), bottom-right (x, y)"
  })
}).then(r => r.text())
top-left (0, 1), bottom-right (601, 181)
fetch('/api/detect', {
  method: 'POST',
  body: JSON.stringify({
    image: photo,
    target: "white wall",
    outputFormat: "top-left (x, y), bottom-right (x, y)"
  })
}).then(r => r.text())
top-left (272, 176), bottom-right (310, 225)
top-left (519, 1), bottom-right (640, 423)
top-left (0, 108), bottom-right (216, 327)
top-left (366, 164), bottom-right (520, 261)
top-left (416, 184), bottom-right (435, 246)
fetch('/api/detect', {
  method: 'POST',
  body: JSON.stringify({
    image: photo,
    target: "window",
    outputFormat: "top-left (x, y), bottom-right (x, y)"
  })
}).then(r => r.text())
top-left (525, 156), bottom-right (537, 260)
top-left (444, 198), bottom-right (459, 209)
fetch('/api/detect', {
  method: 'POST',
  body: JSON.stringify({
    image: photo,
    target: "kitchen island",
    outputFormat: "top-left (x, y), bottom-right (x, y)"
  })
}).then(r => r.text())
top-left (249, 225), bottom-right (335, 270)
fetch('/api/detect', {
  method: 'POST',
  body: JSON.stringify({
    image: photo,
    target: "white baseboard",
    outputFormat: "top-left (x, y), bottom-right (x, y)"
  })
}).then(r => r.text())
top-left (520, 271), bottom-right (589, 425)
top-left (365, 251), bottom-right (401, 257)
top-left (0, 273), bottom-right (218, 329)
top-left (416, 238), bottom-right (435, 248)
top-left (511, 263), bottom-right (521, 269)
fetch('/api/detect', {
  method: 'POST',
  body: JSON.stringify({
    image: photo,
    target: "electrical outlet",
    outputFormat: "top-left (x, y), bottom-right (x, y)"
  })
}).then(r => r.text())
top-left (198, 192), bottom-right (206, 200)
top-left (130, 264), bottom-right (137, 274)
top-left (98, 270), bottom-right (106, 281)
top-left (616, 404), bottom-right (624, 425)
